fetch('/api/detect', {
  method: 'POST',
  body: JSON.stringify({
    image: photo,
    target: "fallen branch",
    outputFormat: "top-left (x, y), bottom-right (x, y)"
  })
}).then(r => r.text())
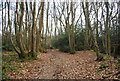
top-left (102, 71), bottom-right (120, 79)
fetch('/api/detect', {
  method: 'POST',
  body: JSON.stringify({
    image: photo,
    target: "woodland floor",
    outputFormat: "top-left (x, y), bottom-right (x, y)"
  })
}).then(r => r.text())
top-left (5, 49), bottom-right (120, 79)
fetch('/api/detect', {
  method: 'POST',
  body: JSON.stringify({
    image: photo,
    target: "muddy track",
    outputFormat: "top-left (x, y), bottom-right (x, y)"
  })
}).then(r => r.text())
top-left (7, 49), bottom-right (119, 79)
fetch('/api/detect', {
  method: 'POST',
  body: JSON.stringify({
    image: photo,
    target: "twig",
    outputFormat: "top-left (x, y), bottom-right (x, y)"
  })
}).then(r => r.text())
top-left (102, 71), bottom-right (120, 79)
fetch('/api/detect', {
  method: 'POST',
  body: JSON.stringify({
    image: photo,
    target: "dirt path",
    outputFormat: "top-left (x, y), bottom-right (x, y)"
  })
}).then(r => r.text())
top-left (7, 49), bottom-right (119, 79)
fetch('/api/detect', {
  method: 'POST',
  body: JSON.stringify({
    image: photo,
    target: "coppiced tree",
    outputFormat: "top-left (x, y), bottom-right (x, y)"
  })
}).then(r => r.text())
top-left (7, 1), bottom-right (45, 59)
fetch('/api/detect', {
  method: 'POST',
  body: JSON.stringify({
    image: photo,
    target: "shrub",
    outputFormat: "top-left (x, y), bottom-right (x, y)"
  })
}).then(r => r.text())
top-left (52, 28), bottom-right (86, 53)
top-left (75, 30), bottom-right (85, 51)
top-left (52, 33), bottom-right (70, 53)
top-left (59, 45), bottom-right (70, 53)
top-left (2, 34), bottom-right (14, 51)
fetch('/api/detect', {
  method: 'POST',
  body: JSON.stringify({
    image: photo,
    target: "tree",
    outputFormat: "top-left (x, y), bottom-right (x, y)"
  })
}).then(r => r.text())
top-left (82, 2), bottom-right (90, 50)
top-left (82, 2), bottom-right (103, 61)
top-left (45, 2), bottom-right (49, 48)
top-left (66, 2), bottom-right (75, 54)
top-left (37, 1), bottom-right (45, 52)
top-left (7, 1), bottom-right (45, 59)
top-left (104, 2), bottom-right (111, 55)
top-left (70, 2), bottom-right (75, 53)
top-left (31, 0), bottom-right (36, 57)
top-left (1, 2), bottom-right (4, 38)
top-left (93, 2), bottom-right (99, 42)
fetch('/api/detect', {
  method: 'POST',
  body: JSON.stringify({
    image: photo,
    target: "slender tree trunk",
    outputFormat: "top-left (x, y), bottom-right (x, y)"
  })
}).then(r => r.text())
top-left (94, 3), bottom-right (99, 42)
top-left (2, 2), bottom-right (3, 35)
top-left (70, 2), bottom-right (75, 53)
top-left (28, 16), bottom-right (31, 52)
top-left (7, 2), bottom-right (22, 58)
top-left (82, 2), bottom-right (103, 61)
top-left (18, 2), bottom-right (26, 58)
top-left (50, 15), bottom-right (53, 40)
top-left (31, 1), bottom-right (36, 57)
top-left (37, 1), bottom-right (45, 52)
top-left (45, 2), bottom-right (49, 48)
top-left (66, 3), bottom-right (71, 53)
top-left (105, 2), bottom-right (111, 55)
top-left (118, 1), bottom-right (120, 55)
top-left (25, 2), bottom-right (28, 51)
top-left (82, 2), bottom-right (89, 50)
top-left (53, 2), bottom-right (58, 37)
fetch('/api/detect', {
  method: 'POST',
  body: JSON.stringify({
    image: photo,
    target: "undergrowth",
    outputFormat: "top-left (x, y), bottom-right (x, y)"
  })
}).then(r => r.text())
top-left (2, 52), bottom-right (37, 80)
top-left (115, 61), bottom-right (120, 70)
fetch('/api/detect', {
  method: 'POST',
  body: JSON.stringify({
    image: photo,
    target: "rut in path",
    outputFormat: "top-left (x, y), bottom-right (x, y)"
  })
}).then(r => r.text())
top-left (7, 49), bottom-right (118, 79)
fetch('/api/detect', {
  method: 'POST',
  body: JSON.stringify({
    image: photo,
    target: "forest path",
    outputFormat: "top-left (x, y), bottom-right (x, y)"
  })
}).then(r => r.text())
top-left (8, 49), bottom-right (118, 79)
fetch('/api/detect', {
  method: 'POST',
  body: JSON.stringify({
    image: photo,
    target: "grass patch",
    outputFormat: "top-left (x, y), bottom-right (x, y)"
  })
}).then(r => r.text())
top-left (16, 57), bottom-right (38, 63)
top-left (2, 54), bottom-right (23, 79)
top-left (2, 62), bottom-right (25, 79)
top-left (89, 50), bottom-right (98, 55)
top-left (2, 52), bottom-right (37, 79)
top-left (102, 53), bottom-right (110, 57)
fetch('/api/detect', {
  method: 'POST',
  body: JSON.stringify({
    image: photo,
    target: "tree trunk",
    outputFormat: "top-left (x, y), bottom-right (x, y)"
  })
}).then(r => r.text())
top-left (31, 1), bottom-right (36, 57)
top-left (105, 2), bottom-right (111, 55)
top-left (25, 2), bottom-right (28, 51)
top-left (82, 2), bottom-right (90, 50)
top-left (37, 1), bottom-right (45, 53)
top-left (45, 2), bottom-right (49, 48)
top-left (70, 2), bottom-right (75, 54)
top-left (82, 2), bottom-right (103, 61)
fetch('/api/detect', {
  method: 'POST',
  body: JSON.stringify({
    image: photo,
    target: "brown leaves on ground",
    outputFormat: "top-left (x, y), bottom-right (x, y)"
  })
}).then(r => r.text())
top-left (6, 49), bottom-right (120, 79)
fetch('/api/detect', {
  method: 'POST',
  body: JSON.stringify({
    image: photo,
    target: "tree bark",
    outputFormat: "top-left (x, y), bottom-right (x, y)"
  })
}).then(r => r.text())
top-left (82, 2), bottom-right (90, 50)
top-left (31, 1), bottom-right (37, 57)
top-left (70, 2), bottom-right (75, 53)
top-left (37, 1), bottom-right (45, 52)
top-left (45, 2), bottom-right (49, 48)
top-left (105, 2), bottom-right (111, 55)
